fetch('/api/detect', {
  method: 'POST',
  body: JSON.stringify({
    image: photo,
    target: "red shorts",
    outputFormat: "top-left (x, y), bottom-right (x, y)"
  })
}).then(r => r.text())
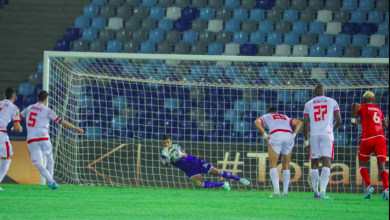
top-left (358, 136), bottom-right (388, 162)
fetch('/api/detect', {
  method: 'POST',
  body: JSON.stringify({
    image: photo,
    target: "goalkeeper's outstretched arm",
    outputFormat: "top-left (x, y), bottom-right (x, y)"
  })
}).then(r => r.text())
top-left (60, 120), bottom-right (84, 134)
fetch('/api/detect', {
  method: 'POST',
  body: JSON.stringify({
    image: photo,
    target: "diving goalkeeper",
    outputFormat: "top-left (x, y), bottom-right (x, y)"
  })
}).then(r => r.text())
top-left (160, 135), bottom-right (250, 191)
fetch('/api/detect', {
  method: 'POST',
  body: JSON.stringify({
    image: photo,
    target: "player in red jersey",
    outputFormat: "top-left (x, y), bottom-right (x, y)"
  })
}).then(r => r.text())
top-left (351, 91), bottom-right (389, 201)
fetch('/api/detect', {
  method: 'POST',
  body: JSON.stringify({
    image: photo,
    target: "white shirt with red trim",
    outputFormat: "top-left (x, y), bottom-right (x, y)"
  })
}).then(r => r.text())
top-left (0, 99), bottom-right (20, 132)
top-left (258, 113), bottom-right (294, 135)
top-left (21, 103), bottom-right (62, 143)
top-left (304, 96), bottom-right (340, 137)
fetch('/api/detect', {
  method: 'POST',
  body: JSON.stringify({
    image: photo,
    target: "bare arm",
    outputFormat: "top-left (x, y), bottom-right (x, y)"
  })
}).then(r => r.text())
top-left (181, 151), bottom-right (188, 158)
top-left (12, 122), bottom-right (22, 133)
top-left (163, 161), bottom-right (170, 168)
top-left (383, 119), bottom-right (388, 131)
top-left (254, 119), bottom-right (266, 135)
top-left (291, 119), bottom-right (303, 136)
top-left (303, 115), bottom-right (310, 141)
top-left (333, 111), bottom-right (342, 131)
top-left (351, 103), bottom-right (360, 126)
top-left (60, 120), bottom-right (84, 134)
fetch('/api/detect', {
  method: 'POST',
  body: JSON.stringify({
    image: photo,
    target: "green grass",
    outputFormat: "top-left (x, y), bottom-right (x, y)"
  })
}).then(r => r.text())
top-left (0, 184), bottom-right (388, 220)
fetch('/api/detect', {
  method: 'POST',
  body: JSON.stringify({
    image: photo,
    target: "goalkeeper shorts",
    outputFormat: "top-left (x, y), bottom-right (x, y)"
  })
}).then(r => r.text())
top-left (187, 159), bottom-right (212, 179)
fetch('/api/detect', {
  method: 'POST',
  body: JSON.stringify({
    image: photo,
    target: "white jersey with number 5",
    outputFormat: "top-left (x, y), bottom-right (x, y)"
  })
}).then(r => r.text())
top-left (20, 103), bottom-right (62, 144)
top-left (304, 96), bottom-right (340, 138)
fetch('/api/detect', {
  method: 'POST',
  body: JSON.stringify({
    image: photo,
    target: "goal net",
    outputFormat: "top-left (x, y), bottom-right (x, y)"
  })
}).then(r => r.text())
top-left (44, 52), bottom-right (389, 194)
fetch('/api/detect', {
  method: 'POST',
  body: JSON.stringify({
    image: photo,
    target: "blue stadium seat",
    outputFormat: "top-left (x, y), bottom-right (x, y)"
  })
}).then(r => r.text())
top-left (191, 65), bottom-right (207, 78)
top-left (139, 64), bottom-right (155, 77)
top-left (292, 21), bottom-right (308, 34)
top-left (150, 7), bottom-right (165, 19)
top-left (335, 34), bottom-right (351, 46)
top-left (138, 131), bottom-right (153, 140)
top-left (283, 9), bottom-right (299, 22)
top-left (233, 8), bottom-right (248, 21)
top-left (158, 19), bottom-right (173, 31)
top-left (351, 34), bottom-right (368, 47)
top-left (164, 98), bottom-right (179, 111)
top-left (358, 0), bottom-right (374, 11)
top-left (172, 108), bottom-right (188, 121)
top-left (225, 19), bottom-right (241, 32)
top-left (208, 65), bottom-right (224, 78)
top-left (360, 23), bottom-right (377, 35)
top-left (91, 17), bottom-right (107, 30)
top-left (105, 41), bottom-right (122, 53)
top-left (174, 18), bottom-right (191, 32)
top-left (65, 28), bottom-right (81, 41)
top-left (249, 9), bottom-right (265, 21)
top-left (342, 23), bottom-right (359, 35)
top-left (149, 29), bottom-right (165, 43)
top-left (268, 78), bottom-right (284, 87)
top-left (243, 111), bottom-right (258, 123)
top-left (309, 44), bottom-right (326, 57)
top-left (84, 4), bottom-right (99, 17)
top-left (335, 133), bottom-right (348, 146)
top-left (81, 28), bottom-right (98, 41)
top-left (207, 130), bottom-right (224, 142)
top-left (199, 8), bottom-right (215, 20)
top-left (122, 64), bottom-right (139, 76)
top-left (249, 31), bottom-right (265, 45)
top-left (259, 20), bottom-right (274, 33)
top-left (79, 95), bottom-right (93, 108)
top-left (217, 121), bottom-right (231, 131)
top-left (284, 32), bottom-right (299, 46)
top-left (363, 69), bottom-right (380, 81)
top-left (207, 43), bottom-right (223, 55)
top-left (224, 0), bottom-right (240, 8)
top-left (75, 16), bottom-right (90, 29)
top-left (128, 118), bottom-right (141, 131)
top-left (368, 11), bottom-right (384, 24)
top-left (85, 127), bottom-right (101, 139)
top-left (259, 67), bottom-right (275, 79)
top-left (257, 0), bottom-right (274, 9)
top-left (93, 0), bottom-right (107, 5)
top-left (294, 90), bottom-right (310, 103)
top-left (318, 34), bottom-right (334, 46)
top-left (182, 7), bottom-right (199, 21)
top-left (224, 131), bottom-right (239, 142)
top-left (243, 131), bottom-right (259, 143)
top-left (37, 62), bottom-right (43, 73)
top-left (225, 109), bottom-right (239, 124)
top-left (141, 0), bottom-right (157, 6)
top-left (379, 45), bottom-right (389, 58)
top-left (241, 44), bottom-right (258, 56)
top-left (378, 22), bottom-right (389, 35)
top-left (387, 12), bottom-right (389, 22)
top-left (223, 66), bottom-right (239, 79)
top-left (206, 109), bottom-right (223, 122)
top-left (139, 41), bottom-right (156, 53)
top-left (113, 97), bottom-right (127, 109)
top-left (233, 32), bottom-right (248, 44)
top-left (340, 0), bottom-right (357, 11)
top-left (308, 22), bottom-right (325, 34)
top-left (234, 121), bottom-right (250, 135)
top-left (251, 100), bottom-right (267, 114)
top-left (56, 39), bottom-right (71, 51)
top-left (351, 10), bottom-right (367, 23)
top-left (328, 68), bottom-right (344, 79)
top-left (361, 46), bottom-right (378, 58)
top-left (277, 90), bottom-right (293, 103)
top-left (182, 31), bottom-right (199, 43)
top-left (266, 32), bottom-right (282, 45)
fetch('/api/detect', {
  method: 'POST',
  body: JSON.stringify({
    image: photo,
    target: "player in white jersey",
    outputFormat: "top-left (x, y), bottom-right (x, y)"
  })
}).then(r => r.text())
top-left (303, 85), bottom-right (342, 199)
top-left (20, 90), bottom-right (84, 189)
top-left (255, 107), bottom-right (303, 198)
top-left (0, 88), bottom-right (23, 191)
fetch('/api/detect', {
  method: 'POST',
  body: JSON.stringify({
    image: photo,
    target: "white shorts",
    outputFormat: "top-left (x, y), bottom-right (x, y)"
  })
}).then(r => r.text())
top-left (28, 141), bottom-right (53, 165)
top-left (268, 132), bottom-right (295, 155)
top-left (0, 132), bottom-right (13, 158)
top-left (310, 135), bottom-right (334, 159)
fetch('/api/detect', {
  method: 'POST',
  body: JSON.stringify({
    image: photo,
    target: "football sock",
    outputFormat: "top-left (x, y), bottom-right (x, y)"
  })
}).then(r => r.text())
top-left (283, 170), bottom-right (291, 194)
top-left (0, 159), bottom-right (11, 183)
top-left (36, 161), bottom-right (55, 184)
top-left (270, 168), bottom-right (280, 195)
top-left (311, 169), bottom-right (319, 193)
top-left (359, 166), bottom-right (371, 187)
top-left (380, 169), bottom-right (389, 191)
top-left (320, 167), bottom-right (331, 194)
top-left (47, 154), bottom-right (54, 177)
top-left (220, 170), bottom-right (241, 181)
top-left (201, 181), bottom-right (224, 188)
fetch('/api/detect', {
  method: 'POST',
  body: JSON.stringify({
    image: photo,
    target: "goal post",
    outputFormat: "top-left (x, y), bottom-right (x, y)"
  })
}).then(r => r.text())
top-left (43, 51), bottom-right (389, 193)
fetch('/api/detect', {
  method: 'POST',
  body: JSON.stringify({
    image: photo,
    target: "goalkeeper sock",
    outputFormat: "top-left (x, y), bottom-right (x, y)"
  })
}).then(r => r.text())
top-left (320, 167), bottom-right (331, 194)
top-left (283, 170), bottom-right (291, 195)
top-left (0, 159), bottom-right (11, 183)
top-left (311, 169), bottom-right (319, 193)
top-left (220, 170), bottom-right (241, 181)
top-left (359, 166), bottom-right (371, 187)
top-left (47, 154), bottom-right (54, 177)
top-left (201, 181), bottom-right (224, 189)
top-left (36, 161), bottom-right (55, 184)
top-left (270, 168), bottom-right (280, 195)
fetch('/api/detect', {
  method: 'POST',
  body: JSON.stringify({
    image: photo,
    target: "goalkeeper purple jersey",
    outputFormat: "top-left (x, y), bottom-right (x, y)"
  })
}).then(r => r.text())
top-left (160, 145), bottom-right (198, 174)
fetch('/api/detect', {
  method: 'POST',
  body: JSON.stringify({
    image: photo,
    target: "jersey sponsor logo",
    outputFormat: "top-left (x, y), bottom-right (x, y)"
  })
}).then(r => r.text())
top-left (312, 153), bottom-right (315, 157)
top-left (203, 163), bottom-right (209, 168)
top-left (327, 131), bottom-right (332, 135)
top-left (42, 134), bottom-right (46, 136)
top-left (33, 160), bottom-right (37, 163)
top-left (271, 142), bottom-right (275, 147)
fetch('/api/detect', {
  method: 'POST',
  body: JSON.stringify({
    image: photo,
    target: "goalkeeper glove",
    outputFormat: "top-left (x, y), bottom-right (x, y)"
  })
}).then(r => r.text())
top-left (162, 147), bottom-right (171, 163)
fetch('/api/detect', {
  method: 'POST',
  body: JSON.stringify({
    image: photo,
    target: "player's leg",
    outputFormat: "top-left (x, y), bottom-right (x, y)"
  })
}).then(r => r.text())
top-left (43, 142), bottom-right (55, 188)
top-left (0, 139), bottom-right (13, 190)
top-left (374, 138), bottom-right (389, 200)
top-left (268, 142), bottom-right (281, 197)
top-left (318, 136), bottom-right (333, 199)
top-left (208, 166), bottom-right (249, 186)
top-left (281, 150), bottom-right (293, 197)
top-left (310, 136), bottom-right (321, 198)
top-left (190, 174), bottom-right (228, 191)
top-left (28, 142), bottom-right (56, 188)
top-left (359, 139), bottom-right (375, 200)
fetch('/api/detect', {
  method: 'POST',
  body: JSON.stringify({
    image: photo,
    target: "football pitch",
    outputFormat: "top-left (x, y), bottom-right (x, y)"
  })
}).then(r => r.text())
top-left (0, 184), bottom-right (388, 220)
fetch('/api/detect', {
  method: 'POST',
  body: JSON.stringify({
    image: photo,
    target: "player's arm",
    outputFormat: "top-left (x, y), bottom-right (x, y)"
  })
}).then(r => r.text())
top-left (303, 114), bottom-right (310, 153)
top-left (383, 119), bottom-right (388, 131)
top-left (181, 151), bottom-right (188, 158)
top-left (333, 110), bottom-right (342, 131)
top-left (60, 120), bottom-right (84, 134)
top-left (291, 119), bottom-right (303, 138)
top-left (11, 109), bottom-right (22, 133)
top-left (254, 118), bottom-right (268, 139)
top-left (351, 103), bottom-right (360, 126)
